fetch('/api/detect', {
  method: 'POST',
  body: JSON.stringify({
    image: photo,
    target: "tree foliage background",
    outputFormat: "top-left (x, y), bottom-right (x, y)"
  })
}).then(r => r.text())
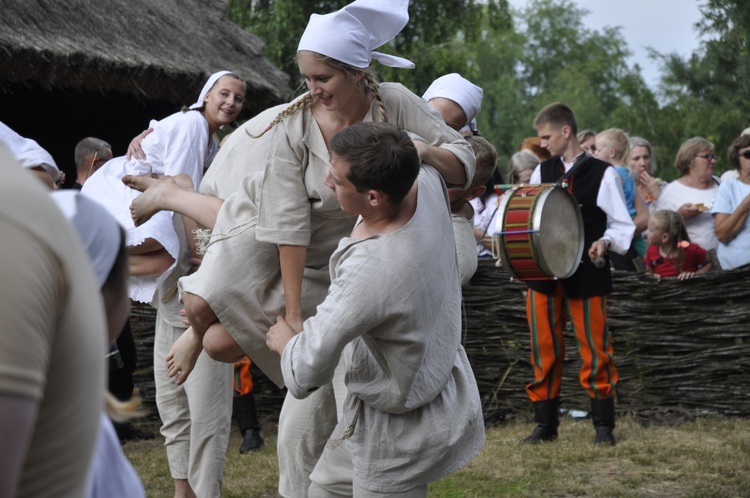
top-left (228, 0), bottom-right (748, 181)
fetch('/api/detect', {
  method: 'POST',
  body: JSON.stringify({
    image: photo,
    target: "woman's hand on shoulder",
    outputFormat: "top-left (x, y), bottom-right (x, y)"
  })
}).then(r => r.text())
top-left (126, 128), bottom-right (154, 161)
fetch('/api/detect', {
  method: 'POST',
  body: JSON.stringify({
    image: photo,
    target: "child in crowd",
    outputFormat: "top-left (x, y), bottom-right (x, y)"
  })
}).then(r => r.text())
top-left (595, 128), bottom-right (649, 268)
top-left (644, 210), bottom-right (712, 280)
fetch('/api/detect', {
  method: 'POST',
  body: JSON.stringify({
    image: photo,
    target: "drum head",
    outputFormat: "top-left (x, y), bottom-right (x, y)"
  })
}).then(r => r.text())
top-left (532, 187), bottom-right (584, 279)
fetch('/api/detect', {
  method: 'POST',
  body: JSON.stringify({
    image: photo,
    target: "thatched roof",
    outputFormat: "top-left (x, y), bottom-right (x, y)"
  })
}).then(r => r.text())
top-left (0, 0), bottom-right (290, 115)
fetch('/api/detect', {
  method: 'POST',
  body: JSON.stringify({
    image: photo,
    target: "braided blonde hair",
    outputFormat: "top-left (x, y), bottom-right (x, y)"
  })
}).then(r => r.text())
top-left (249, 51), bottom-right (388, 139)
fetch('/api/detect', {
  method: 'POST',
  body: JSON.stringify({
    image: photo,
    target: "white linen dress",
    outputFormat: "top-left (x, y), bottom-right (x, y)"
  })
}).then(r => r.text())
top-left (82, 110), bottom-right (217, 303)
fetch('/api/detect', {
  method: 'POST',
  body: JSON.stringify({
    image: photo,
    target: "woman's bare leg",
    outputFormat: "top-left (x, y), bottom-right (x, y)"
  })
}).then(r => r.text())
top-left (127, 239), bottom-right (174, 276)
top-left (129, 175), bottom-right (224, 229)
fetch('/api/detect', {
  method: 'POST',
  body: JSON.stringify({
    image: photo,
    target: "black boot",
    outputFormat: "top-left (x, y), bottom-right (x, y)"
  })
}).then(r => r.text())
top-left (591, 397), bottom-right (616, 446)
top-left (521, 398), bottom-right (559, 443)
top-left (233, 393), bottom-right (264, 453)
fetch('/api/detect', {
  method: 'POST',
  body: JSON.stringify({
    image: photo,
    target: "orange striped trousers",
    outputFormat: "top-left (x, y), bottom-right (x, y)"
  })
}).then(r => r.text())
top-left (233, 355), bottom-right (253, 397)
top-left (525, 284), bottom-right (618, 402)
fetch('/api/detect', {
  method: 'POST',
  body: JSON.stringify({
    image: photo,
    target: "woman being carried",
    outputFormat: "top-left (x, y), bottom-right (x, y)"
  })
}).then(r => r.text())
top-left (82, 71), bottom-right (245, 303)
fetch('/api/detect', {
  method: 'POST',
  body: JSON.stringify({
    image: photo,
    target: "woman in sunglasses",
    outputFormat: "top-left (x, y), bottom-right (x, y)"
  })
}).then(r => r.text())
top-left (654, 136), bottom-right (720, 251)
top-left (711, 134), bottom-right (750, 270)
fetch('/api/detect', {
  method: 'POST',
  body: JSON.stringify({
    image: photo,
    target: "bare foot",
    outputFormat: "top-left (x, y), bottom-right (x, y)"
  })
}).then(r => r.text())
top-left (166, 326), bottom-right (203, 385)
top-left (129, 176), bottom-right (179, 226)
top-left (122, 173), bottom-right (157, 193)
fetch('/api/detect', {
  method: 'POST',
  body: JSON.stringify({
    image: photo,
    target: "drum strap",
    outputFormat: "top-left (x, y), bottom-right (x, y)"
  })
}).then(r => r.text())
top-left (557, 155), bottom-right (591, 189)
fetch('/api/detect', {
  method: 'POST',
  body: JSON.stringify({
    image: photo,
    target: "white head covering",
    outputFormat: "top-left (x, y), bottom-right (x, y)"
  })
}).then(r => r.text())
top-left (189, 70), bottom-right (233, 110)
top-left (0, 120), bottom-right (61, 183)
top-left (422, 73), bottom-right (483, 132)
top-left (297, 0), bottom-right (414, 69)
top-left (50, 191), bottom-right (122, 287)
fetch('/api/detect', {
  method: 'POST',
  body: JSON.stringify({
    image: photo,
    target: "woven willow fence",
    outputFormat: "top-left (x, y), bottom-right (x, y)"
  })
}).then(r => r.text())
top-left (131, 260), bottom-right (750, 422)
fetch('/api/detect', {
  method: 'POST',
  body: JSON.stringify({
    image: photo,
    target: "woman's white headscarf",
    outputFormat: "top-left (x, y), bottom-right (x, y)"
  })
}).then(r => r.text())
top-left (422, 73), bottom-right (484, 132)
top-left (297, 0), bottom-right (414, 69)
top-left (189, 70), bottom-right (234, 110)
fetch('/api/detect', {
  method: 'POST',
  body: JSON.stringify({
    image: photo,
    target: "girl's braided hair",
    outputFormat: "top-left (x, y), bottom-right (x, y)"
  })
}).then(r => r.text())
top-left (248, 52), bottom-right (388, 139)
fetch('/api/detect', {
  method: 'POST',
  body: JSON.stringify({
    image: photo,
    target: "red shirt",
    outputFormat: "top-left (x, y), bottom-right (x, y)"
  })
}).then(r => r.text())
top-left (644, 244), bottom-right (707, 277)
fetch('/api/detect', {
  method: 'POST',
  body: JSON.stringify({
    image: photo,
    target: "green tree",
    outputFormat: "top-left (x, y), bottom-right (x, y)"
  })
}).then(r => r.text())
top-left (656, 0), bottom-right (750, 176)
top-left (474, 0), bottom-right (658, 172)
top-left (227, 0), bottom-right (511, 95)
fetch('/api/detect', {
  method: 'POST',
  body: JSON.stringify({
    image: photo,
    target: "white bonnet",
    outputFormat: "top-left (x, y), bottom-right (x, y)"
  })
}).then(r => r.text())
top-left (422, 73), bottom-right (483, 132)
top-left (190, 70), bottom-right (234, 110)
top-left (50, 190), bottom-right (122, 287)
top-left (297, 0), bottom-right (414, 69)
top-left (0, 120), bottom-right (61, 183)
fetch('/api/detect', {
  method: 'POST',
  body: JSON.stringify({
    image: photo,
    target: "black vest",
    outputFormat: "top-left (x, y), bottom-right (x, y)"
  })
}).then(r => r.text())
top-left (526, 156), bottom-right (612, 298)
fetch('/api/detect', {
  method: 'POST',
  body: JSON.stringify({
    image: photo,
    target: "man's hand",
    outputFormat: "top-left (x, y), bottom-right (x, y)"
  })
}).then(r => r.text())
top-left (267, 315), bottom-right (297, 355)
top-left (588, 239), bottom-right (608, 265)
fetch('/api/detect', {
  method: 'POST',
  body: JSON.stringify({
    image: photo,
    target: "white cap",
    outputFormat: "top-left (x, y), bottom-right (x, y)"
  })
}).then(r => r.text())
top-left (50, 191), bottom-right (122, 287)
top-left (298, 0), bottom-right (414, 69)
top-left (0, 120), bottom-right (61, 183)
top-left (190, 70), bottom-right (233, 110)
top-left (422, 73), bottom-right (483, 132)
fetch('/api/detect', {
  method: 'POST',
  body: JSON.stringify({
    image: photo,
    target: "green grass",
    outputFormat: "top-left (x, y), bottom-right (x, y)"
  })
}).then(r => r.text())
top-left (124, 415), bottom-right (750, 497)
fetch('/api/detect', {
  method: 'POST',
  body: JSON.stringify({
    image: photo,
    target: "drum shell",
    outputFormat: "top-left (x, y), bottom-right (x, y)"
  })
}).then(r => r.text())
top-left (493, 184), bottom-right (584, 280)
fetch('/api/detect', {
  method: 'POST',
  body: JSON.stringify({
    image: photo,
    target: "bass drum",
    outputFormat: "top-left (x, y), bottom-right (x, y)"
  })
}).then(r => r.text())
top-left (493, 184), bottom-right (584, 280)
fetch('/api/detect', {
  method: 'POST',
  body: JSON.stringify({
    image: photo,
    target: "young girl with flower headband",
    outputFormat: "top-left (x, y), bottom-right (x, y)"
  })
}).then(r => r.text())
top-left (82, 71), bottom-right (245, 303)
top-left (644, 210), bottom-right (712, 280)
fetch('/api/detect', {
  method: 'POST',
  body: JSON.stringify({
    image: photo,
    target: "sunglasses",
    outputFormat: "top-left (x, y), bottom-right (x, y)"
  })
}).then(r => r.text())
top-left (695, 153), bottom-right (717, 161)
top-left (739, 150), bottom-right (750, 159)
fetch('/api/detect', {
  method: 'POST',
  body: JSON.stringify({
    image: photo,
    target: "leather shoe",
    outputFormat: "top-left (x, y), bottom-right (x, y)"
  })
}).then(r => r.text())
top-left (239, 428), bottom-right (264, 453)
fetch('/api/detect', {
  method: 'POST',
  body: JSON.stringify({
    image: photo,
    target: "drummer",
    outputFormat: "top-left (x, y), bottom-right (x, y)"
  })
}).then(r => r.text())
top-left (521, 102), bottom-right (634, 446)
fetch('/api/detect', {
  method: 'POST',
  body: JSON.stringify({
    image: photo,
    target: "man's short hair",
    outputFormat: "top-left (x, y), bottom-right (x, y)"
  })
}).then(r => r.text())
top-left (533, 102), bottom-right (578, 136)
top-left (74, 137), bottom-right (111, 171)
top-left (329, 122), bottom-right (420, 204)
top-left (465, 135), bottom-right (497, 190)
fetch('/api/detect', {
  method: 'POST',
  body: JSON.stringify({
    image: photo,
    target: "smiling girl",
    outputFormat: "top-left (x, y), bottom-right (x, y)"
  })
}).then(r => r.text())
top-left (82, 71), bottom-right (245, 303)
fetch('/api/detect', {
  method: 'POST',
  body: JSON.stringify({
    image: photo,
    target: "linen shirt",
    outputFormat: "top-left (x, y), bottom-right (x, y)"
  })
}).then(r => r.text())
top-left (282, 166), bottom-right (485, 492)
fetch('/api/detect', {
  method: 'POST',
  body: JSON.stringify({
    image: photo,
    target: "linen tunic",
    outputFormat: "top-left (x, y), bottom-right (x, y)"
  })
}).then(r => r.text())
top-left (179, 83), bottom-right (475, 387)
top-left (82, 110), bottom-right (217, 303)
top-left (282, 166), bottom-right (485, 492)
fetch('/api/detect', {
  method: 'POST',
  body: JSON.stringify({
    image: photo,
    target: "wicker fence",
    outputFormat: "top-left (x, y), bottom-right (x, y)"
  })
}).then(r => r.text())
top-left (130, 260), bottom-right (750, 424)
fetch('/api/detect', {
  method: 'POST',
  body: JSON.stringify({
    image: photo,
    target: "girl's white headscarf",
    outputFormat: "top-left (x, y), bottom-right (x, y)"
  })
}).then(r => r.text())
top-left (189, 70), bottom-right (233, 110)
top-left (423, 73), bottom-right (484, 132)
top-left (297, 0), bottom-right (414, 69)
top-left (50, 191), bottom-right (122, 287)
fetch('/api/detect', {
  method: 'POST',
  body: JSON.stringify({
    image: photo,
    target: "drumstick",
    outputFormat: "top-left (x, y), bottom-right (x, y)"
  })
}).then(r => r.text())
top-left (594, 257), bottom-right (606, 269)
